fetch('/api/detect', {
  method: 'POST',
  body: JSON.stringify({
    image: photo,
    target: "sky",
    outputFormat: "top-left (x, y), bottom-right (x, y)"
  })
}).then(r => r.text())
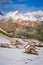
top-left (0, 0), bottom-right (43, 13)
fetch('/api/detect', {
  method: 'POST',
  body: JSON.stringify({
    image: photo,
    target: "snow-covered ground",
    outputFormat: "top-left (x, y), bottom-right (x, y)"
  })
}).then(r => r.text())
top-left (0, 34), bottom-right (43, 65)
top-left (0, 47), bottom-right (43, 65)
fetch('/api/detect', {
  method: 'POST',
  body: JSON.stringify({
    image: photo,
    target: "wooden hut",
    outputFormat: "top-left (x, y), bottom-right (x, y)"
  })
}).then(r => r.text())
top-left (24, 44), bottom-right (38, 55)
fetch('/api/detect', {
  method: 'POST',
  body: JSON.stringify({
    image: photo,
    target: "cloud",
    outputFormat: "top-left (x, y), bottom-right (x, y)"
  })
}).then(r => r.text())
top-left (5, 4), bottom-right (43, 11)
top-left (0, 0), bottom-right (27, 4)
top-left (2, 4), bottom-right (27, 13)
top-left (0, 4), bottom-right (30, 13)
top-left (16, 0), bottom-right (27, 2)
top-left (0, 3), bottom-right (43, 13)
top-left (0, 0), bottom-right (12, 4)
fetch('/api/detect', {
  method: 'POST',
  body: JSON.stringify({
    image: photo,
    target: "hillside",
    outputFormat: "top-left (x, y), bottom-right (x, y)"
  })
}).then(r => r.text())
top-left (0, 18), bottom-right (43, 41)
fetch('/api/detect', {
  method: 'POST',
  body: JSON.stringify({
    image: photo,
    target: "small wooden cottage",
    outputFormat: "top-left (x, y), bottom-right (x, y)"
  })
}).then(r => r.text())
top-left (24, 44), bottom-right (38, 55)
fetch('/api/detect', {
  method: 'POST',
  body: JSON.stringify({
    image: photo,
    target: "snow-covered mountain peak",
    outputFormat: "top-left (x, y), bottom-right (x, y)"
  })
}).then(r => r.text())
top-left (6, 10), bottom-right (20, 16)
top-left (5, 11), bottom-right (21, 20)
top-left (24, 10), bottom-right (43, 21)
top-left (0, 10), bottom-right (43, 21)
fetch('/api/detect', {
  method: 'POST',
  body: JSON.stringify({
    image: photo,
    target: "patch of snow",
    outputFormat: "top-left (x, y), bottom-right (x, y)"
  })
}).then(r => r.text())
top-left (0, 36), bottom-right (11, 44)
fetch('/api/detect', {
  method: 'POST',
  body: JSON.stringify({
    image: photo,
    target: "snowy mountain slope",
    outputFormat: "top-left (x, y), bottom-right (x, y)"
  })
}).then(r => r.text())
top-left (0, 10), bottom-right (43, 21)
top-left (25, 10), bottom-right (43, 21)
top-left (5, 11), bottom-right (29, 21)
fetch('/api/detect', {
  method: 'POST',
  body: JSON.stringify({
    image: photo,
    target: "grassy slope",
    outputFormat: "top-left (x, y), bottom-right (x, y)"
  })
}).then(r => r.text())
top-left (0, 28), bottom-right (13, 37)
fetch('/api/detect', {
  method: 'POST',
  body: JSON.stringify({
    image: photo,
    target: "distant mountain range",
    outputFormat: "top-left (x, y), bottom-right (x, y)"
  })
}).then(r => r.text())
top-left (0, 10), bottom-right (43, 22)
top-left (0, 10), bottom-right (43, 32)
